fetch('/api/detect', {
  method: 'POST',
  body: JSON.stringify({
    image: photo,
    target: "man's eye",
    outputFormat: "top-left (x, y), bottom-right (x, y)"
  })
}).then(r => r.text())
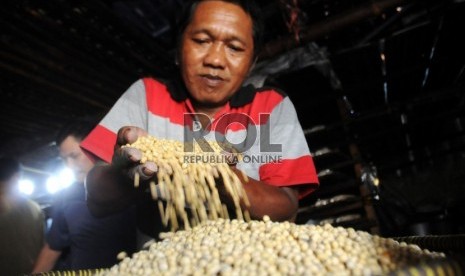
top-left (192, 38), bottom-right (208, 44)
top-left (228, 45), bottom-right (244, 52)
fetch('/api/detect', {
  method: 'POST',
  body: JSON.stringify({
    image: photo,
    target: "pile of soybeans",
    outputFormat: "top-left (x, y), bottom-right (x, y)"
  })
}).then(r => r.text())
top-left (100, 217), bottom-right (445, 276)
top-left (110, 136), bottom-right (446, 275)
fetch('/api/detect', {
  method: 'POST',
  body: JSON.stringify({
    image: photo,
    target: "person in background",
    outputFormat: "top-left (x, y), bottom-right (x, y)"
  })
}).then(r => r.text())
top-left (81, 0), bottom-right (319, 238)
top-left (0, 157), bottom-right (44, 276)
top-left (32, 119), bottom-right (138, 273)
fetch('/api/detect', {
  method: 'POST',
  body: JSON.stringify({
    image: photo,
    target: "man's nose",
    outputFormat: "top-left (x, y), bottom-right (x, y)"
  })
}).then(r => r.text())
top-left (203, 43), bottom-right (226, 68)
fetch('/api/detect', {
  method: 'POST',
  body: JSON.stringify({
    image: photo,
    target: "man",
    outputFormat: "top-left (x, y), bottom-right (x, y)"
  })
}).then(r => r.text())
top-left (32, 120), bottom-right (137, 272)
top-left (81, 0), bottom-right (319, 237)
top-left (0, 157), bottom-right (44, 276)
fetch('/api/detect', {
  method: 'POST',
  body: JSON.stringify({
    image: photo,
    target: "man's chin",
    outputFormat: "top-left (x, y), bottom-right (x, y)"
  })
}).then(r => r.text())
top-left (193, 97), bottom-right (229, 109)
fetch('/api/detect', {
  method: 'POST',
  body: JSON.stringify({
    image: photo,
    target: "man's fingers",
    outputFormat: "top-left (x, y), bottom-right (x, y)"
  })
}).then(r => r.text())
top-left (142, 161), bottom-right (158, 175)
top-left (122, 147), bottom-right (142, 162)
top-left (112, 147), bottom-right (142, 169)
top-left (113, 146), bottom-right (158, 181)
top-left (116, 127), bottom-right (132, 145)
top-left (127, 161), bottom-right (158, 181)
top-left (112, 126), bottom-right (157, 184)
top-left (116, 126), bottom-right (147, 146)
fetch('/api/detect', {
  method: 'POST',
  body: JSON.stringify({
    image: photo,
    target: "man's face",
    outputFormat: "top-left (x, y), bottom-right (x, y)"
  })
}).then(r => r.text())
top-left (180, 0), bottom-right (254, 108)
top-left (59, 136), bottom-right (94, 183)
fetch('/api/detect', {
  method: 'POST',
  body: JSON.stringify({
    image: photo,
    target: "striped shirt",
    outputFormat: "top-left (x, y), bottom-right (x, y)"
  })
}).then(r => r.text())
top-left (81, 77), bottom-right (319, 198)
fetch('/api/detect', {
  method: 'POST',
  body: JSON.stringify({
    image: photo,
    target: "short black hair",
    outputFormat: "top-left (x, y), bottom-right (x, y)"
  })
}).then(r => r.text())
top-left (0, 157), bottom-right (22, 182)
top-left (55, 118), bottom-right (98, 146)
top-left (175, 0), bottom-right (264, 59)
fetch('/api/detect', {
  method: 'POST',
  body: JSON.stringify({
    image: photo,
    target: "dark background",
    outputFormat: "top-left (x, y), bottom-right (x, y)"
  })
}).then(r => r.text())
top-left (1, 0), bottom-right (464, 237)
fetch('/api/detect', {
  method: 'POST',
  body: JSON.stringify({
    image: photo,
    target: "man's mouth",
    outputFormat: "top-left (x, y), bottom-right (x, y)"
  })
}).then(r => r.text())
top-left (200, 74), bottom-right (225, 87)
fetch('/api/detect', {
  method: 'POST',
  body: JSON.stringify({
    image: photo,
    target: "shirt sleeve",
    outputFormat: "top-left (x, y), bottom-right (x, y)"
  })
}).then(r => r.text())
top-left (81, 79), bottom-right (148, 163)
top-left (258, 96), bottom-right (319, 198)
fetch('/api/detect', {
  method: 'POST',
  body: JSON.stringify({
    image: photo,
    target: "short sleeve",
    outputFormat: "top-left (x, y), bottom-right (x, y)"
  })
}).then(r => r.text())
top-left (258, 96), bottom-right (319, 198)
top-left (81, 79), bottom-right (148, 163)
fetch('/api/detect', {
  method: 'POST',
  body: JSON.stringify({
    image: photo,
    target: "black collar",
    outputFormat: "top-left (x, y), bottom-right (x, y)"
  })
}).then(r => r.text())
top-left (162, 74), bottom-right (257, 108)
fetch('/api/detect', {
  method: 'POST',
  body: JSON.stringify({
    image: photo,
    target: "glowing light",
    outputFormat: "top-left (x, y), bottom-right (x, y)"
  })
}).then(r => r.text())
top-left (18, 179), bottom-right (35, 195)
top-left (58, 168), bottom-right (75, 188)
top-left (46, 176), bottom-right (60, 194)
top-left (46, 168), bottom-right (75, 194)
top-left (380, 53), bottom-right (386, 61)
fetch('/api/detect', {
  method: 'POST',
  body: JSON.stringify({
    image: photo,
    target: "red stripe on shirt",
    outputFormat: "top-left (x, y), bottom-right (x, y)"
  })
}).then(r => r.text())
top-left (210, 91), bottom-right (285, 133)
top-left (144, 78), bottom-right (285, 132)
top-left (143, 78), bottom-right (186, 126)
top-left (234, 90), bottom-right (284, 125)
top-left (259, 155), bottom-right (319, 199)
top-left (81, 125), bottom-right (117, 163)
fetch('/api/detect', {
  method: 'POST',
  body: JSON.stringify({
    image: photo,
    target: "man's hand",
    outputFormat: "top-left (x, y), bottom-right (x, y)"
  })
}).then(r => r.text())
top-left (113, 126), bottom-right (158, 181)
top-left (86, 126), bottom-right (157, 217)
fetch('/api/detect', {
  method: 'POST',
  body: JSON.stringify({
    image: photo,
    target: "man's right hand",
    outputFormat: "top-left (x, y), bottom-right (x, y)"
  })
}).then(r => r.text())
top-left (113, 126), bottom-right (158, 182)
top-left (85, 126), bottom-right (157, 217)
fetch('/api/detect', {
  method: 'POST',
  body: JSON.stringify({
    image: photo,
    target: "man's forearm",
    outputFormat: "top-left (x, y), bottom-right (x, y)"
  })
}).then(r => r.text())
top-left (31, 244), bottom-right (61, 273)
top-left (229, 167), bottom-right (299, 222)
